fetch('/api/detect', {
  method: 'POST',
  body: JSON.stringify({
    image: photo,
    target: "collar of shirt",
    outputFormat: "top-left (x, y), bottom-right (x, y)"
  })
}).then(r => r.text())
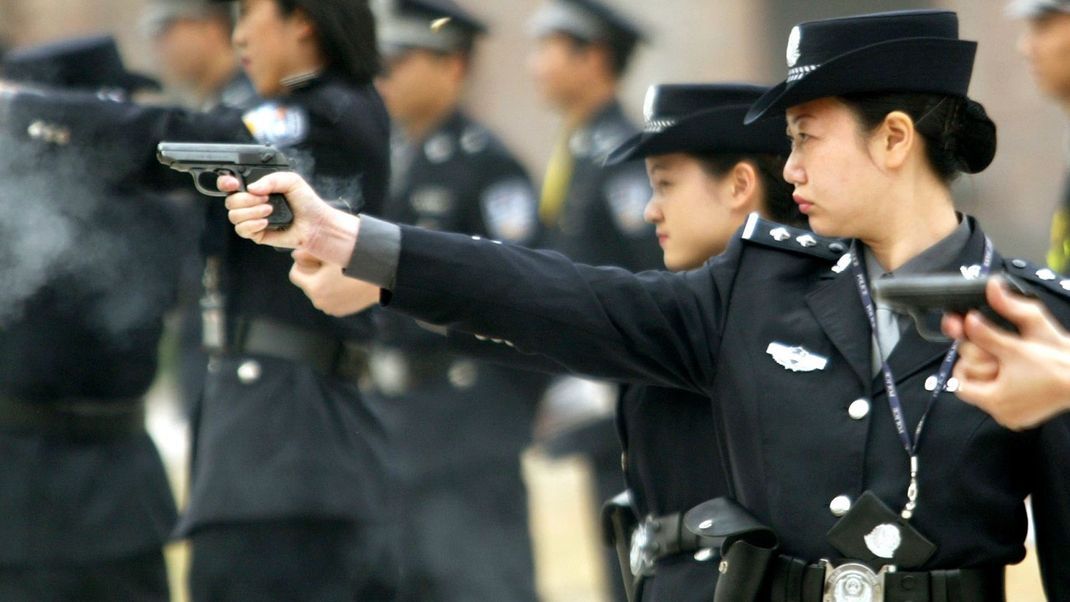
top-left (862, 215), bottom-right (972, 280)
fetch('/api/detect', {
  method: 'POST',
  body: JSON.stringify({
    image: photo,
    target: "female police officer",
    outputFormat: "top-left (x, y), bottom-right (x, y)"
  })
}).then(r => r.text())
top-left (600, 82), bottom-right (802, 601)
top-left (225, 9), bottom-right (1070, 600)
top-left (0, 0), bottom-right (397, 599)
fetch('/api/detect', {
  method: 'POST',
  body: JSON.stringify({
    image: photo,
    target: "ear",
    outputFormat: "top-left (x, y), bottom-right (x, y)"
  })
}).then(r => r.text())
top-left (725, 161), bottom-right (760, 212)
top-left (289, 7), bottom-right (317, 41)
top-left (875, 110), bottom-right (915, 170)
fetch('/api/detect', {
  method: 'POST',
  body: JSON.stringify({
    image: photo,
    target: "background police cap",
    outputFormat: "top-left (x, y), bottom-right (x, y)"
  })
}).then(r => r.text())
top-left (529, 0), bottom-right (647, 47)
top-left (607, 83), bottom-right (789, 165)
top-left (2, 35), bottom-right (160, 93)
top-left (377, 0), bottom-right (486, 56)
top-left (746, 10), bottom-right (976, 123)
top-left (1007, 0), bottom-right (1070, 18)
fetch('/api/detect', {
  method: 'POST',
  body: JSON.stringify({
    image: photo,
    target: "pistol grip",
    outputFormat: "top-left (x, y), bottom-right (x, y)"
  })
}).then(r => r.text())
top-left (266, 193), bottom-right (294, 230)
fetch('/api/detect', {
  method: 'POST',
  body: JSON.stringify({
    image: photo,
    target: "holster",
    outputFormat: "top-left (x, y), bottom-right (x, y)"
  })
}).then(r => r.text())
top-left (685, 497), bottom-right (779, 602)
top-left (601, 490), bottom-right (639, 602)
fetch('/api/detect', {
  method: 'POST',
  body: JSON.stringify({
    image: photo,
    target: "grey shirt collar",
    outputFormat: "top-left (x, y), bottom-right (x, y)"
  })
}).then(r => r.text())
top-left (863, 216), bottom-right (972, 280)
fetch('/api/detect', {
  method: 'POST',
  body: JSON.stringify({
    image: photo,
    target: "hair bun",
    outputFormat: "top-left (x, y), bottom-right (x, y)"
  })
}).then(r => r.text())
top-left (955, 98), bottom-right (997, 174)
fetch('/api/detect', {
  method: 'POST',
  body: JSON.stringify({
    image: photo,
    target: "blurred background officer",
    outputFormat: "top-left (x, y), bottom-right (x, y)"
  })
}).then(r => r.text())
top-left (141, 0), bottom-right (259, 426)
top-left (142, 0), bottom-right (255, 110)
top-left (0, 35), bottom-right (181, 601)
top-left (1011, 0), bottom-right (1070, 273)
top-left (371, 1), bottom-right (547, 599)
top-left (0, 0), bottom-right (397, 599)
top-left (526, 1), bottom-right (656, 597)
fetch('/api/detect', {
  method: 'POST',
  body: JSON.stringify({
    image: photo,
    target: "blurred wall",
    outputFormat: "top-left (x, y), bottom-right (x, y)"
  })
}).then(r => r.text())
top-left (0, 0), bottom-right (1064, 261)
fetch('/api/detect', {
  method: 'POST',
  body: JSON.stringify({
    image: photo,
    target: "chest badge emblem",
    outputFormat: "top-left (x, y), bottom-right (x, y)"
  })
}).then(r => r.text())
top-left (766, 342), bottom-right (829, 373)
top-left (864, 523), bottom-right (902, 559)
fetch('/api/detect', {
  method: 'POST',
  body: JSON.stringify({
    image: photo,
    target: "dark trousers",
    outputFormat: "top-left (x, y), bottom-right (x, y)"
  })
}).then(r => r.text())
top-left (0, 549), bottom-right (169, 602)
top-left (396, 466), bottom-right (538, 602)
top-left (188, 519), bottom-right (400, 602)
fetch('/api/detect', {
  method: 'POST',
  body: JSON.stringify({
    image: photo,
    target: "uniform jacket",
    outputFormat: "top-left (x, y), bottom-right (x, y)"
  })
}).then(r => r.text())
top-left (3, 72), bottom-right (394, 531)
top-left (376, 214), bottom-right (1070, 599)
top-left (376, 110), bottom-right (546, 477)
top-left (0, 126), bottom-right (182, 563)
top-left (540, 100), bottom-right (660, 271)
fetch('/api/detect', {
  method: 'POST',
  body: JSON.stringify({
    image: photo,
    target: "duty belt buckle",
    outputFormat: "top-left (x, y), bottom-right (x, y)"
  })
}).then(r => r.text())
top-left (628, 520), bottom-right (657, 578)
top-left (822, 560), bottom-right (893, 602)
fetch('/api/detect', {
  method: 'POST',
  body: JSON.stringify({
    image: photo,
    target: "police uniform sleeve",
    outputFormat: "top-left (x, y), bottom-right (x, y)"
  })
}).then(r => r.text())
top-left (1031, 415), bottom-right (1070, 599)
top-left (3, 88), bottom-right (248, 188)
top-left (348, 217), bottom-right (732, 393)
top-left (1002, 263), bottom-right (1070, 599)
top-left (445, 330), bottom-right (569, 377)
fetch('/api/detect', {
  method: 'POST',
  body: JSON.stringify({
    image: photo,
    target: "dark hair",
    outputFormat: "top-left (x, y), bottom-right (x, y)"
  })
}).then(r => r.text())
top-left (838, 92), bottom-right (997, 182)
top-left (695, 153), bottom-right (804, 228)
top-left (275, 0), bottom-right (380, 84)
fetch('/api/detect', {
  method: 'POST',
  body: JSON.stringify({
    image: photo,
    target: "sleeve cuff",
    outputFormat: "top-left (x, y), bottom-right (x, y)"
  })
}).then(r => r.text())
top-left (343, 215), bottom-right (401, 289)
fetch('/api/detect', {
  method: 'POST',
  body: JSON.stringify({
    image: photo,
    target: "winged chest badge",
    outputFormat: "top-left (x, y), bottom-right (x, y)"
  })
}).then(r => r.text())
top-left (766, 342), bottom-right (829, 373)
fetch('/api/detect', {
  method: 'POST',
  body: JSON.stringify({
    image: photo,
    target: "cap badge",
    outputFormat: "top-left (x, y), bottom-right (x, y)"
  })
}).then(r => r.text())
top-left (786, 26), bottom-right (802, 68)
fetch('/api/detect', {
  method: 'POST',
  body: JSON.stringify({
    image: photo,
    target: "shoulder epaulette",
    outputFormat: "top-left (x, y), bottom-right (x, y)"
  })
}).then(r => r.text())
top-left (740, 213), bottom-right (847, 263)
top-left (1003, 257), bottom-right (1070, 298)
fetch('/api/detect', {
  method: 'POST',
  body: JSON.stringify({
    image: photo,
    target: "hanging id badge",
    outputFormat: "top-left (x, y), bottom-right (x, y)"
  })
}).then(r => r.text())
top-left (826, 491), bottom-right (936, 568)
top-left (827, 237), bottom-right (994, 569)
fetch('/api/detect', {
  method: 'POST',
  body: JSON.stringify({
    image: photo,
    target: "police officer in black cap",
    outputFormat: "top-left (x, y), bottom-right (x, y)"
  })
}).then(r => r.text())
top-left (600, 83), bottom-right (803, 602)
top-left (225, 8), bottom-right (1070, 601)
top-left (526, 3), bottom-right (657, 596)
top-left (0, 1), bottom-right (398, 599)
top-left (1008, 0), bottom-right (1070, 274)
top-left (142, 0), bottom-right (257, 111)
top-left (370, 1), bottom-right (546, 599)
top-left (528, 0), bottom-right (657, 277)
top-left (142, 0), bottom-right (260, 426)
top-left (0, 34), bottom-right (180, 601)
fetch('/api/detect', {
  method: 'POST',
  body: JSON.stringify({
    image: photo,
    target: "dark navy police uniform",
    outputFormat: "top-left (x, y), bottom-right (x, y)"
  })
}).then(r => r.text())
top-left (539, 99), bottom-right (660, 269)
top-left (0, 35), bottom-right (180, 602)
top-left (378, 109), bottom-right (547, 601)
top-left (343, 211), bottom-right (1070, 600)
top-left (3, 68), bottom-right (399, 600)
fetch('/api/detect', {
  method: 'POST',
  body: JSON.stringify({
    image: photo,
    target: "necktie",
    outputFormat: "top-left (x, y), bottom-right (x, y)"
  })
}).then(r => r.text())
top-left (872, 274), bottom-right (903, 374)
top-left (539, 130), bottom-right (575, 227)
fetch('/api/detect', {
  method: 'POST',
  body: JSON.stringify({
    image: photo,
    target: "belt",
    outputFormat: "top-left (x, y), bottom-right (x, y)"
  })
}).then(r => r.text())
top-left (232, 317), bottom-right (370, 382)
top-left (368, 346), bottom-right (479, 396)
top-left (766, 556), bottom-right (1005, 602)
top-left (0, 396), bottom-right (145, 438)
top-left (630, 512), bottom-right (721, 578)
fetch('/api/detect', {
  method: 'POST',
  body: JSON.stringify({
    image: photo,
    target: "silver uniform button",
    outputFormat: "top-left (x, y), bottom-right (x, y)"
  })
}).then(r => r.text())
top-left (1036, 268), bottom-right (1057, 281)
top-left (848, 398), bottom-right (870, 420)
top-left (924, 375), bottom-right (938, 391)
top-left (945, 377), bottom-right (960, 393)
top-left (830, 495), bottom-right (852, 517)
top-left (694, 548), bottom-right (715, 562)
top-left (447, 360), bottom-right (478, 390)
top-left (237, 359), bottom-right (262, 384)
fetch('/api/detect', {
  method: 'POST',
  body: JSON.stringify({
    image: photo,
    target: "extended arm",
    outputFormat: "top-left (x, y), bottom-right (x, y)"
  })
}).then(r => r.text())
top-left (223, 172), bottom-right (727, 393)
